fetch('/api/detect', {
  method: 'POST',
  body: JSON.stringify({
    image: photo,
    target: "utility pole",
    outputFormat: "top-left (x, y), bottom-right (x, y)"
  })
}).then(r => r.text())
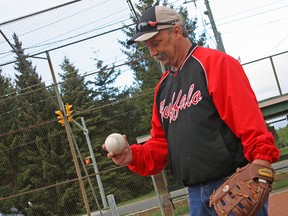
top-left (47, 52), bottom-right (91, 216)
top-left (184, 0), bottom-right (226, 53)
top-left (203, 0), bottom-right (226, 52)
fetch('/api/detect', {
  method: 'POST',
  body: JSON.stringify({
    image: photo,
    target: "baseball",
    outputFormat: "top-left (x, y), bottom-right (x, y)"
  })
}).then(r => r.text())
top-left (104, 133), bottom-right (126, 154)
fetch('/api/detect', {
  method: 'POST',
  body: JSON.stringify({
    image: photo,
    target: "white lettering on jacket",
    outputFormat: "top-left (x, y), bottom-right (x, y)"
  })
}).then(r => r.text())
top-left (159, 84), bottom-right (202, 123)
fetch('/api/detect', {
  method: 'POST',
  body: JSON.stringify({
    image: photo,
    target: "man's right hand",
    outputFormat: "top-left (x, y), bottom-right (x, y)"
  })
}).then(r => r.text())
top-left (102, 135), bottom-right (133, 166)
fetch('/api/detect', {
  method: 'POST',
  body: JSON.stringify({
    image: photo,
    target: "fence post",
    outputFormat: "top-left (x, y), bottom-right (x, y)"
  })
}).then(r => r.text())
top-left (270, 56), bottom-right (282, 95)
top-left (107, 194), bottom-right (120, 216)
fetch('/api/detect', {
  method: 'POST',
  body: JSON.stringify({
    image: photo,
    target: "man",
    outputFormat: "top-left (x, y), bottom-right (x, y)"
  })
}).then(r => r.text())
top-left (103, 5), bottom-right (280, 215)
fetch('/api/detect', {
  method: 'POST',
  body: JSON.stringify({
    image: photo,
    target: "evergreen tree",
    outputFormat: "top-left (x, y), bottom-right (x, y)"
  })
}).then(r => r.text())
top-left (276, 125), bottom-right (288, 148)
top-left (0, 34), bottom-right (78, 215)
top-left (0, 69), bottom-right (15, 135)
top-left (59, 57), bottom-right (92, 107)
top-left (87, 58), bottom-right (121, 102)
top-left (57, 57), bottom-right (96, 212)
top-left (86, 58), bottom-right (123, 143)
top-left (0, 70), bottom-right (17, 211)
top-left (13, 33), bottom-right (62, 215)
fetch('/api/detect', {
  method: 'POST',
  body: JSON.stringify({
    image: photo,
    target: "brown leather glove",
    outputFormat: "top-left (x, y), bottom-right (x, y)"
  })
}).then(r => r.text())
top-left (209, 163), bottom-right (275, 216)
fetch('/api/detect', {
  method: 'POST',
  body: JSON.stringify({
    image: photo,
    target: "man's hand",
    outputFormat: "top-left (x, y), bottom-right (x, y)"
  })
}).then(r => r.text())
top-left (252, 159), bottom-right (271, 167)
top-left (102, 135), bottom-right (133, 166)
top-left (210, 162), bottom-right (275, 216)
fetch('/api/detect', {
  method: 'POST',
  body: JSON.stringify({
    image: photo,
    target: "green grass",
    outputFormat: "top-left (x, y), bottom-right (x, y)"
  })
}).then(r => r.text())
top-left (273, 171), bottom-right (288, 190)
top-left (175, 206), bottom-right (190, 215)
top-left (280, 147), bottom-right (288, 155)
top-left (117, 191), bottom-right (156, 206)
top-left (151, 205), bottom-right (190, 216)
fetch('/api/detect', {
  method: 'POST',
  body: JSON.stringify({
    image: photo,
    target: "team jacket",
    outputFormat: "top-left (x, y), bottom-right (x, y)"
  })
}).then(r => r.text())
top-left (128, 44), bottom-right (280, 186)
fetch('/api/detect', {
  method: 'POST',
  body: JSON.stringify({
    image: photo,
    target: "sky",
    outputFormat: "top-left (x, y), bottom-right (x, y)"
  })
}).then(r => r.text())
top-left (1, 0), bottom-right (288, 60)
top-left (0, 0), bottom-right (69, 21)
top-left (182, 0), bottom-right (288, 62)
top-left (0, 0), bottom-right (288, 91)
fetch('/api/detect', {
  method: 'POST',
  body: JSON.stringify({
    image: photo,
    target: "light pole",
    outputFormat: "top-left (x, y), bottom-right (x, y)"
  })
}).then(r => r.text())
top-left (184, 0), bottom-right (226, 52)
top-left (72, 117), bottom-right (108, 209)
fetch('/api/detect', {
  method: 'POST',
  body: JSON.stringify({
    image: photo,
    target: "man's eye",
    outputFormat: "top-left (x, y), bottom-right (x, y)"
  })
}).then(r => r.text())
top-left (152, 42), bottom-right (159, 47)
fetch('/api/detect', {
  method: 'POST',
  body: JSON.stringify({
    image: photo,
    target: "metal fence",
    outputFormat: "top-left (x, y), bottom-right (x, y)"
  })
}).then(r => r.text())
top-left (0, 1), bottom-right (288, 216)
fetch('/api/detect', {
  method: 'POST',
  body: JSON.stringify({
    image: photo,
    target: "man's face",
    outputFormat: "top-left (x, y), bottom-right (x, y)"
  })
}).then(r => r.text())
top-left (144, 28), bottom-right (176, 66)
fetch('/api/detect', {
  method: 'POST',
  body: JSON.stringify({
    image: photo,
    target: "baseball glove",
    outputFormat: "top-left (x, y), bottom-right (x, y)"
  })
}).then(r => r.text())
top-left (209, 163), bottom-right (275, 216)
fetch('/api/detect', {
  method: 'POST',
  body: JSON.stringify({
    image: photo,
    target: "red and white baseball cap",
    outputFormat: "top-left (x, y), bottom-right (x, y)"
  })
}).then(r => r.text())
top-left (127, 5), bottom-right (183, 45)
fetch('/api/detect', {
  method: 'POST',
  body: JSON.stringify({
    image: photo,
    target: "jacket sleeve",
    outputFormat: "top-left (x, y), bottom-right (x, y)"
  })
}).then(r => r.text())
top-left (127, 74), bottom-right (169, 176)
top-left (198, 48), bottom-right (280, 163)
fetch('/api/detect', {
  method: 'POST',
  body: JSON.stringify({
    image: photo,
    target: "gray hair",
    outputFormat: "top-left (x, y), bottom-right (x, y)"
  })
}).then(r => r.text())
top-left (167, 25), bottom-right (188, 38)
top-left (181, 25), bottom-right (188, 38)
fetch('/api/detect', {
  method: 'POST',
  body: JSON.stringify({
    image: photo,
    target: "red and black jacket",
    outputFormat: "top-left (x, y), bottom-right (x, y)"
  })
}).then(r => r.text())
top-left (128, 44), bottom-right (280, 186)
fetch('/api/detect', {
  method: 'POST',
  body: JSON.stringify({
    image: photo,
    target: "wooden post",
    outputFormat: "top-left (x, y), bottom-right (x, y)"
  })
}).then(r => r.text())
top-left (154, 171), bottom-right (175, 216)
top-left (136, 135), bottom-right (175, 216)
top-left (47, 52), bottom-right (91, 215)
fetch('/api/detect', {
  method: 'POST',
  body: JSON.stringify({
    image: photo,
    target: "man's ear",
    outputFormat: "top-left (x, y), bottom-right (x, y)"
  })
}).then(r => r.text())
top-left (174, 25), bottom-right (182, 39)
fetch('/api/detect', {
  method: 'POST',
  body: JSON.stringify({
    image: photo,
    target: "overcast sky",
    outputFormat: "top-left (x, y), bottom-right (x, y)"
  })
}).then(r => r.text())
top-left (1, 0), bottom-right (288, 90)
top-left (1, 0), bottom-right (287, 62)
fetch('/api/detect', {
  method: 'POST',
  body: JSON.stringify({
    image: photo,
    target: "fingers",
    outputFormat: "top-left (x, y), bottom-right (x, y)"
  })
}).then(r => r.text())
top-left (107, 148), bottom-right (131, 166)
top-left (123, 134), bottom-right (127, 140)
top-left (102, 136), bottom-right (132, 166)
top-left (102, 144), bottom-right (107, 151)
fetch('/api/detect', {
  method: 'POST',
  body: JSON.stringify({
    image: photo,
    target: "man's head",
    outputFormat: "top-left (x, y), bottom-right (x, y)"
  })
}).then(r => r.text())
top-left (128, 6), bottom-right (191, 68)
top-left (127, 5), bottom-right (184, 45)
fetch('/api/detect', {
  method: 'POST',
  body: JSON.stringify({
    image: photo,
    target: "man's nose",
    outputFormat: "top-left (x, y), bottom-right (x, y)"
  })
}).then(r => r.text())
top-left (149, 47), bottom-right (158, 57)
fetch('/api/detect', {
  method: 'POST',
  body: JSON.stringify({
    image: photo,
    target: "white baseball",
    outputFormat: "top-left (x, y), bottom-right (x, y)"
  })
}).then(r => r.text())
top-left (104, 133), bottom-right (126, 154)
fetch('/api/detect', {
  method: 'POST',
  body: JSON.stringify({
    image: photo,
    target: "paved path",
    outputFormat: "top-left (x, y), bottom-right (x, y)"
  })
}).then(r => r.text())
top-left (268, 189), bottom-right (288, 216)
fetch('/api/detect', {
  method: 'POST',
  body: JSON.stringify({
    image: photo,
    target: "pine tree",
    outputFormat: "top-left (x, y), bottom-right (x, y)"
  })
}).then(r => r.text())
top-left (0, 34), bottom-right (79, 215)
top-left (12, 33), bottom-right (58, 215)
top-left (0, 70), bottom-right (17, 211)
top-left (58, 56), bottom-right (100, 213)
top-left (87, 58), bottom-right (121, 102)
top-left (59, 57), bottom-right (92, 107)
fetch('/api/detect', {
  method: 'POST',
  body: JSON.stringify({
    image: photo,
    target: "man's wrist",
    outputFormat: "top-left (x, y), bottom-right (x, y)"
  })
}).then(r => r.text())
top-left (252, 159), bottom-right (271, 167)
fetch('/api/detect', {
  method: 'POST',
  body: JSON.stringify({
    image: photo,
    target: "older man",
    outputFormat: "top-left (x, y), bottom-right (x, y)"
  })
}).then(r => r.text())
top-left (103, 5), bottom-right (279, 216)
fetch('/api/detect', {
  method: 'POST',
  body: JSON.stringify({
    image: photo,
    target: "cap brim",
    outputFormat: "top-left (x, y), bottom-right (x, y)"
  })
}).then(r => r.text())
top-left (127, 31), bottom-right (159, 45)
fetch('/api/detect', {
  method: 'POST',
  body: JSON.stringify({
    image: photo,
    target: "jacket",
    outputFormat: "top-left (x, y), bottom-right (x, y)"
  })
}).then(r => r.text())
top-left (128, 44), bottom-right (280, 186)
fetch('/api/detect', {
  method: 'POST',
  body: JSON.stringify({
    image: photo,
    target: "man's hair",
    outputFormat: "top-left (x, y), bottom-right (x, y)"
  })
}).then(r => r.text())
top-left (181, 25), bottom-right (188, 38)
top-left (168, 25), bottom-right (188, 38)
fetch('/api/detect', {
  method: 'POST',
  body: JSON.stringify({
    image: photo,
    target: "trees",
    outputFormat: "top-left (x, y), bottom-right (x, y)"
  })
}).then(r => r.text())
top-left (59, 57), bottom-right (92, 107)
top-left (0, 69), bottom-right (17, 211)
top-left (0, 34), bottom-right (82, 215)
top-left (276, 125), bottom-right (288, 148)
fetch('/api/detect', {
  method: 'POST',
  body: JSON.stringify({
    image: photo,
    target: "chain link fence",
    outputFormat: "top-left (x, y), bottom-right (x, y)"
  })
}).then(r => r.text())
top-left (1, 1), bottom-right (288, 215)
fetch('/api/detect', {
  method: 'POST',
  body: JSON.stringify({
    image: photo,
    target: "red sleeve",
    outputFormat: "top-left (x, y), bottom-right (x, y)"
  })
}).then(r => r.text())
top-left (195, 48), bottom-right (280, 163)
top-left (127, 72), bottom-right (169, 176)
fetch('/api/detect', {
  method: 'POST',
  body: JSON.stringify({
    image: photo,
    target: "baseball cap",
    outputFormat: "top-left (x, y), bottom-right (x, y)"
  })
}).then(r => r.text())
top-left (127, 5), bottom-right (183, 45)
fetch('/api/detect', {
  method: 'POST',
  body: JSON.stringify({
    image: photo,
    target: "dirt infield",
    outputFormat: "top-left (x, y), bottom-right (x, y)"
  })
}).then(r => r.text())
top-left (268, 189), bottom-right (288, 216)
